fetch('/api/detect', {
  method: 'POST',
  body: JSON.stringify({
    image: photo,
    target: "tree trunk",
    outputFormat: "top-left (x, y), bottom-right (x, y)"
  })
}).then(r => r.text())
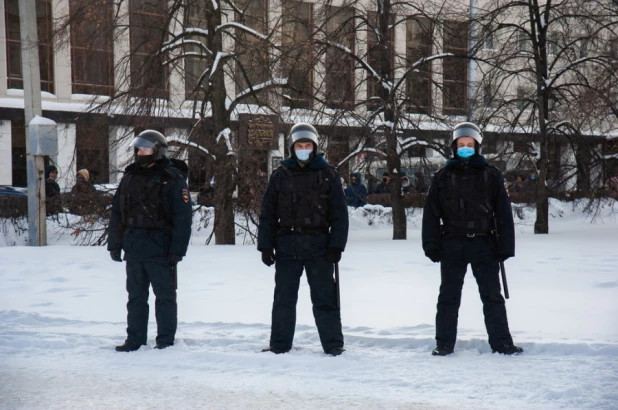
top-left (386, 130), bottom-right (406, 240)
top-left (391, 185), bottom-right (407, 239)
top-left (213, 154), bottom-right (236, 244)
top-left (209, 5), bottom-right (235, 245)
top-left (533, 189), bottom-right (549, 234)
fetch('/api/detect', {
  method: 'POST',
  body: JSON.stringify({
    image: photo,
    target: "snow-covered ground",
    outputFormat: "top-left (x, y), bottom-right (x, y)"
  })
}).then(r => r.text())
top-left (1, 200), bottom-right (618, 409)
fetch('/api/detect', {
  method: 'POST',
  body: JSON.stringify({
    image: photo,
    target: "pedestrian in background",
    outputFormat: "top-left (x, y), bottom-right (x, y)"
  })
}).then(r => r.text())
top-left (345, 172), bottom-right (368, 208)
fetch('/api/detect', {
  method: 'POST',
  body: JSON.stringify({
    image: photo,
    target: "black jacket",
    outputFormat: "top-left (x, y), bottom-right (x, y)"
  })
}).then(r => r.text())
top-left (107, 158), bottom-right (192, 261)
top-left (257, 154), bottom-right (349, 251)
top-left (422, 155), bottom-right (515, 260)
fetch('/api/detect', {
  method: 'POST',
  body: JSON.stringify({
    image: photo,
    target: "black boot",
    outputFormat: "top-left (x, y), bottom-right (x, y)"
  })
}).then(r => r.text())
top-left (115, 342), bottom-right (142, 352)
top-left (325, 347), bottom-right (346, 356)
top-left (154, 342), bottom-right (174, 350)
top-left (431, 345), bottom-right (454, 356)
top-left (261, 346), bottom-right (290, 354)
top-left (492, 344), bottom-right (523, 355)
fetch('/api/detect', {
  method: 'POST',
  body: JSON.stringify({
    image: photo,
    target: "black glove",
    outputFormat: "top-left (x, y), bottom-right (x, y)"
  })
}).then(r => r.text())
top-left (261, 249), bottom-right (275, 267)
top-left (327, 248), bottom-right (342, 263)
top-left (110, 250), bottom-right (122, 262)
top-left (168, 254), bottom-right (183, 266)
top-left (425, 250), bottom-right (440, 263)
top-left (497, 254), bottom-right (511, 263)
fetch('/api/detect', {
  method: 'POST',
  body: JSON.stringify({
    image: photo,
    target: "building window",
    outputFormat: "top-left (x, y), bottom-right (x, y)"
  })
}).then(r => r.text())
top-left (406, 17), bottom-right (433, 114)
top-left (69, 0), bottom-right (114, 96)
top-left (513, 138), bottom-right (528, 153)
top-left (326, 134), bottom-right (350, 178)
top-left (547, 32), bottom-right (558, 55)
top-left (518, 29), bottom-right (531, 53)
top-left (443, 21), bottom-right (468, 116)
top-left (366, 11), bottom-right (394, 111)
top-left (483, 83), bottom-right (494, 107)
top-left (406, 144), bottom-right (426, 157)
top-left (76, 121), bottom-right (110, 184)
top-left (482, 136), bottom-right (498, 154)
top-left (10, 121), bottom-right (27, 187)
top-left (5, 0), bottom-right (54, 93)
top-left (483, 25), bottom-right (494, 50)
top-left (281, 1), bottom-right (313, 109)
top-left (516, 86), bottom-right (531, 110)
top-left (235, 0), bottom-right (269, 105)
top-left (184, 1), bottom-right (209, 100)
top-left (325, 6), bottom-right (355, 109)
top-left (610, 38), bottom-right (618, 58)
top-left (130, 0), bottom-right (169, 99)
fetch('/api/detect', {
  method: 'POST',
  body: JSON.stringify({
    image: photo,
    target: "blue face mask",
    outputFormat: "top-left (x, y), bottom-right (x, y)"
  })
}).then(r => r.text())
top-left (295, 149), bottom-right (312, 161)
top-left (457, 147), bottom-right (475, 159)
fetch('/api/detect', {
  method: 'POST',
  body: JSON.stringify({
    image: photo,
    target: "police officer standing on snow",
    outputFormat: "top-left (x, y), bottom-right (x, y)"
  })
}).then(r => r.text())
top-left (108, 130), bottom-right (192, 352)
top-left (258, 123), bottom-right (349, 356)
top-left (422, 122), bottom-right (523, 356)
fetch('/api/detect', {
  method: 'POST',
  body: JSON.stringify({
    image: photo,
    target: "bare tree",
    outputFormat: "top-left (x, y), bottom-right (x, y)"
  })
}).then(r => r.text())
top-left (473, 0), bottom-right (618, 233)
top-left (277, 0), bottom-right (467, 240)
top-left (57, 0), bottom-right (288, 244)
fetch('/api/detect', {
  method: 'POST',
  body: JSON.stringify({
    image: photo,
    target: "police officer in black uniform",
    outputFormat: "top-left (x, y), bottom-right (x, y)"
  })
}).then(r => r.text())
top-left (258, 123), bottom-right (349, 356)
top-left (108, 130), bottom-right (192, 352)
top-left (422, 122), bottom-right (523, 356)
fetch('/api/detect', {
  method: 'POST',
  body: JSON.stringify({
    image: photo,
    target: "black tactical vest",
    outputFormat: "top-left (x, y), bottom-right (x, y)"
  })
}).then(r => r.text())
top-left (276, 166), bottom-right (333, 231)
top-left (119, 168), bottom-right (173, 230)
top-left (439, 167), bottom-right (494, 235)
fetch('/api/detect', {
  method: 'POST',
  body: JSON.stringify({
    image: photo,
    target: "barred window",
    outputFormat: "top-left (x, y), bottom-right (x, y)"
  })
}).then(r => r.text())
top-left (5, 0), bottom-right (54, 93)
top-left (366, 11), bottom-right (394, 111)
top-left (443, 21), bottom-right (468, 116)
top-left (281, 1), bottom-right (314, 109)
top-left (70, 0), bottom-right (114, 95)
top-left (406, 17), bottom-right (433, 114)
top-left (184, 0), bottom-right (209, 100)
top-left (76, 120), bottom-right (110, 184)
top-left (324, 6), bottom-right (355, 109)
top-left (235, 0), bottom-right (269, 105)
top-left (129, 0), bottom-right (169, 99)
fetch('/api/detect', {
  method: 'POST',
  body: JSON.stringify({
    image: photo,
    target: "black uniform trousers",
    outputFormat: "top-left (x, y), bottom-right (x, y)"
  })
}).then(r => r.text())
top-left (436, 235), bottom-right (513, 350)
top-left (125, 260), bottom-right (177, 346)
top-left (270, 233), bottom-right (343, 352)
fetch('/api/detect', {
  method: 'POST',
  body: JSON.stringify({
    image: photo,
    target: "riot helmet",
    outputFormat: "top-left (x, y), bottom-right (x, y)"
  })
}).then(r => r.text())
top-left (451, 122), bottom-right (483, 156)
top-left (131, 129), bottom-right (168, 167)
top-left (288, 123), bottom-right (319, 164)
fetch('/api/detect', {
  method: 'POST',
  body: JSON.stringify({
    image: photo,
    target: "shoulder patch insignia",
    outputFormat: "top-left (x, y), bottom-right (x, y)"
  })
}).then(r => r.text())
top-left (182, 188), bottom-right (190, 203)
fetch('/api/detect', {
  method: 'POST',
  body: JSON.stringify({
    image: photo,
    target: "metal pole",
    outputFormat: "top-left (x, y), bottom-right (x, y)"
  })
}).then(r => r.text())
top-left (19, 0), bottom-right (46, 246)
top-left (468, 0), bottom-right (477, 122)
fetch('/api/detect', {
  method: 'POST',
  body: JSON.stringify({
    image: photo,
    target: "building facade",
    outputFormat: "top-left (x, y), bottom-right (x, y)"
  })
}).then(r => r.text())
top-left (1, 0), bottom-right (616, 192)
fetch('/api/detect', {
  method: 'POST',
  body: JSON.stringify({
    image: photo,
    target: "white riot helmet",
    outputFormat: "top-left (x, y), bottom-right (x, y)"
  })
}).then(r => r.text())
top-left (451, 122), bottom-right (483, 155)
top-left (288, 123), bottom-right (319, 160)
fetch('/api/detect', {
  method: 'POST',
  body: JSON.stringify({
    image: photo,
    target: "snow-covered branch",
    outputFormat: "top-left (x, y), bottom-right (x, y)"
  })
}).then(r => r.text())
top-left (393, 53), bottom-right (454, 92)
top-left (217, 22), bottom-right (268, 40)
top-left (210, 52), bottom-right (234, 78)
top-left (318, 39), bottom-right (393, 92)
top-left (336, 142), bottom-right (386, 168)
top-left (216, 128), bottom-right (236, 156)
top-left (229, 78), bottom-right (287, 110)
top-left (166, 136), bottom-right (216, 160)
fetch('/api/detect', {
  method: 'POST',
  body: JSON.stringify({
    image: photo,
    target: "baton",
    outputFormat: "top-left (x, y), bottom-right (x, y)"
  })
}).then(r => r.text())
top-left (500, 261), bottom-right (509, 299)
top-left (172, 264), bottom-right (178, 290)
top-left (335, 262), bottom-right (341, 308)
